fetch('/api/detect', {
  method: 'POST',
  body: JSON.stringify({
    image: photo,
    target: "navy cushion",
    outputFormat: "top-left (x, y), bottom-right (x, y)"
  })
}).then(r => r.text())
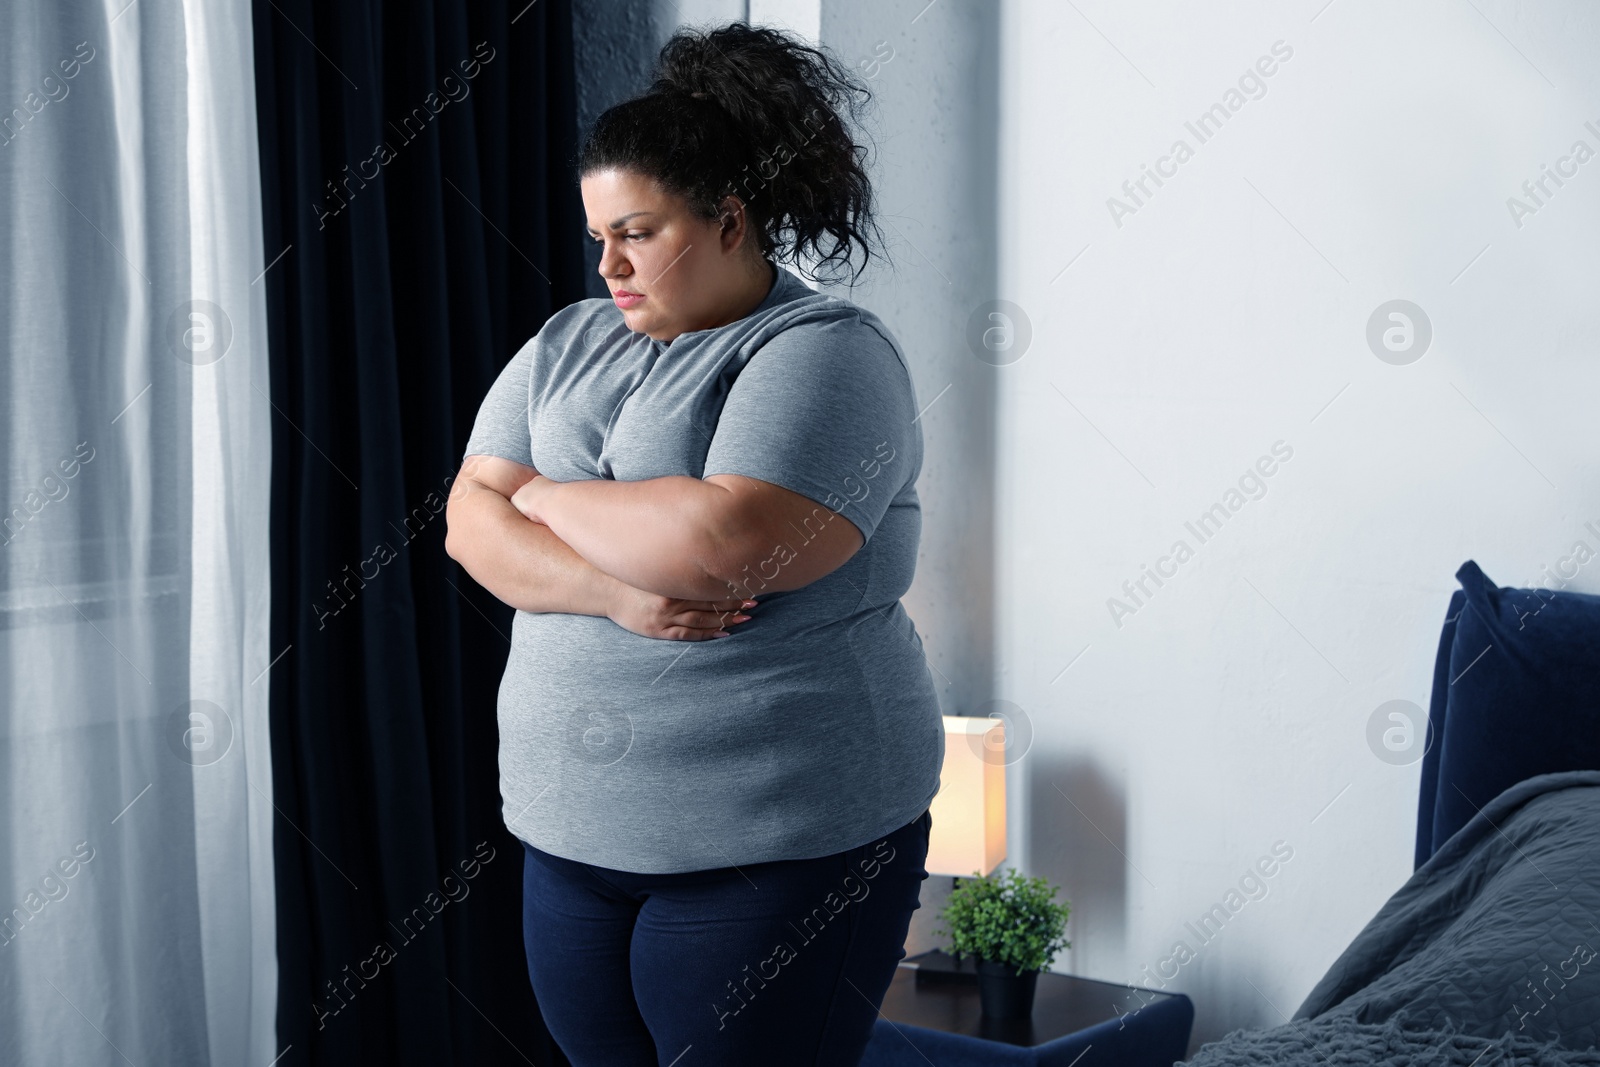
top-left (1413, 590), bottom-right (1463, 870)
top-left (1422, 560), bottom-right (1600, 865)
top-left (861, 990), bottom-right (1193, 1066)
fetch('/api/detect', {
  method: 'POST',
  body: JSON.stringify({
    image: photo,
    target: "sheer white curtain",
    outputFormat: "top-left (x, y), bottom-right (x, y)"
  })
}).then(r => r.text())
top-left (0, 1), bottom-right (276, 1063)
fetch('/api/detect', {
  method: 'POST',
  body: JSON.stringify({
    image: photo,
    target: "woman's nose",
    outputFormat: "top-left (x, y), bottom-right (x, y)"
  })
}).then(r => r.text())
top-left (597, 244), bottom-right (629, 279)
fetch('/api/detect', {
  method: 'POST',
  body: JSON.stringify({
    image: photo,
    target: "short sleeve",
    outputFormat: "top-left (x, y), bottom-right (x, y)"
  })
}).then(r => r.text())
top-left (702, 317), bottom-right (917, 544)
top-left (462, 337), bottom-right (535, 467)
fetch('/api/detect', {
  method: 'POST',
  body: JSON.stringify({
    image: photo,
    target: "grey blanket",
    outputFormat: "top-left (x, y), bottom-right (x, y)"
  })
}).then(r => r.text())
top-left (1182, 1013), bottom-right (1600, 1066)
top-left (1186, 771), bottom-right (1600, 1064)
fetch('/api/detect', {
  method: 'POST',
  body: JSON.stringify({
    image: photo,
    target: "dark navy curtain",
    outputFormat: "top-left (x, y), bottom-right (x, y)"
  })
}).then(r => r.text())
top-left (252, 1), bottom-right (587, 1062)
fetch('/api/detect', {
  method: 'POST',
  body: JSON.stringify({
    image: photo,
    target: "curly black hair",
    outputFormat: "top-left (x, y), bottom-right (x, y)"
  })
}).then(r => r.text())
top-left (576, 22), bottom-right (887, 287)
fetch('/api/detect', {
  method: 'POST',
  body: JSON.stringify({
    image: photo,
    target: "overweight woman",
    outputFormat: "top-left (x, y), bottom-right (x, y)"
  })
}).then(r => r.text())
top-left (444, 23), bottom-right (943, 1067)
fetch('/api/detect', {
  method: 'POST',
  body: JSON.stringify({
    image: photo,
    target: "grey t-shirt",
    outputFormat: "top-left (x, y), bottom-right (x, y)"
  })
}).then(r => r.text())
top-left (462, 262), bottom-right (944, 874)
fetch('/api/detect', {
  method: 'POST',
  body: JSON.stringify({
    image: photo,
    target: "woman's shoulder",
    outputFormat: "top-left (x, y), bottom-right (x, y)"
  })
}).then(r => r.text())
top-left (765, 281), bottom-right (911, 376)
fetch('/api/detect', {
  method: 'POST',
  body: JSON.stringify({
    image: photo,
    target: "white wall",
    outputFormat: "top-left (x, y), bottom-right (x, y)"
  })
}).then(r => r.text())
top-left (995, 0), bottom-right (1600, 1051)
top-left (749, 0), bottom-right (819, 45)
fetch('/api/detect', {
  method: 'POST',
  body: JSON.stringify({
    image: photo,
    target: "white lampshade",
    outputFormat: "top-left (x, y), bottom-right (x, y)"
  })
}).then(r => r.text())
top-left (925, 715), bottom-right (1007, 878)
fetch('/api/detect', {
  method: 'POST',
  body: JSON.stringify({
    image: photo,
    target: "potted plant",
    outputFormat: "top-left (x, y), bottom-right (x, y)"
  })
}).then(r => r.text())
top-left (936, 866), bottom-right (1071, 1019)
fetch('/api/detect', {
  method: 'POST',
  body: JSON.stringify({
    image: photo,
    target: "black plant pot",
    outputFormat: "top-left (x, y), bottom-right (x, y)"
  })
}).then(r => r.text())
top-left (974, 958), bottom-right (1039, 1019)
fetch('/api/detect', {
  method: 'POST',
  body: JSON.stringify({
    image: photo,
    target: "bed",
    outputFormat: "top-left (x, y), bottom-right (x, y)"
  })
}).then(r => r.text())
top-left (1181, 560), bottom-right (1600, 1066)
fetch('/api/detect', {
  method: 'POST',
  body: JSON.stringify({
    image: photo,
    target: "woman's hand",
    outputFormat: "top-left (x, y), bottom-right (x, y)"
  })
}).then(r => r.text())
top-left (605, 583), bottom-right (758, 642)
top-left (509, 474), bottom-right (554, 524)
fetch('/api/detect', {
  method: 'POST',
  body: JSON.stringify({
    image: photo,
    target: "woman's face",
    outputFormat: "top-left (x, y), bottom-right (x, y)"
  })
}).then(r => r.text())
top-left (581, 167), bottom-right (767, 343)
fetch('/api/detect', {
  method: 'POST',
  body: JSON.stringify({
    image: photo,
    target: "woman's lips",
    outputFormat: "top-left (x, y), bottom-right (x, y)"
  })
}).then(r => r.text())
top-left (614, 292), bottom-right (644, 309)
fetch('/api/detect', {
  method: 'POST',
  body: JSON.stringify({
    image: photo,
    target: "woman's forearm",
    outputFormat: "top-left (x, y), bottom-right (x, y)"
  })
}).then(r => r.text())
top-left (445, 477), bottom-right (623, 616)
top-left (528, 475), bottom-right (730, 601)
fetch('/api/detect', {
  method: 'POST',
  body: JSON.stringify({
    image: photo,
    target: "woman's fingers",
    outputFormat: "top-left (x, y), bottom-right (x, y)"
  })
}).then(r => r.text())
top-left (668, 625), bottom-right (729, 641)
top-left (684, 610), bottom-right (750, 629)
top-left (655, 598), bottom-right (755, 639)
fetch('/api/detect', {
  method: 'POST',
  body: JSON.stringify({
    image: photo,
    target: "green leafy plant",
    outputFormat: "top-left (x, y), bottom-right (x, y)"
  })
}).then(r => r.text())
top-left (935, 866), bottom-right (1071, 973)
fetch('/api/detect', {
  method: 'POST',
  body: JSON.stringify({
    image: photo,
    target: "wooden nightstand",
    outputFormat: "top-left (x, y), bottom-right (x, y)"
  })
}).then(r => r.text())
top-left (860, 950), bottom-right (1194, 1066)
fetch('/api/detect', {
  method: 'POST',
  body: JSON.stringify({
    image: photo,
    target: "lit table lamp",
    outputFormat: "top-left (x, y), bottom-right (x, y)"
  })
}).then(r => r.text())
top-left (925, 714), bottom-right (1008, 877)
top-left (904, 715), bottom-right (1008, 980)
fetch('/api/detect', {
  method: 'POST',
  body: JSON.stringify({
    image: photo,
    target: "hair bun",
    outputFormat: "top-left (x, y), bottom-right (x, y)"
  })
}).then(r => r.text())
top-left (657, 37), bottom-right (728, 103)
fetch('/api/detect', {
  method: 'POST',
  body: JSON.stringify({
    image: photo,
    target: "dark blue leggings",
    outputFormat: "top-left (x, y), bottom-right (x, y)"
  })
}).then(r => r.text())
top-left (521, 809), bottom-right (932, 1066)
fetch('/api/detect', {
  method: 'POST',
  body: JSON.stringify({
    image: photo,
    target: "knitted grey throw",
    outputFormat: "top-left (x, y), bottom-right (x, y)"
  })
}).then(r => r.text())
top-left (1185, 1013), bottom-right (1600, 1066)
